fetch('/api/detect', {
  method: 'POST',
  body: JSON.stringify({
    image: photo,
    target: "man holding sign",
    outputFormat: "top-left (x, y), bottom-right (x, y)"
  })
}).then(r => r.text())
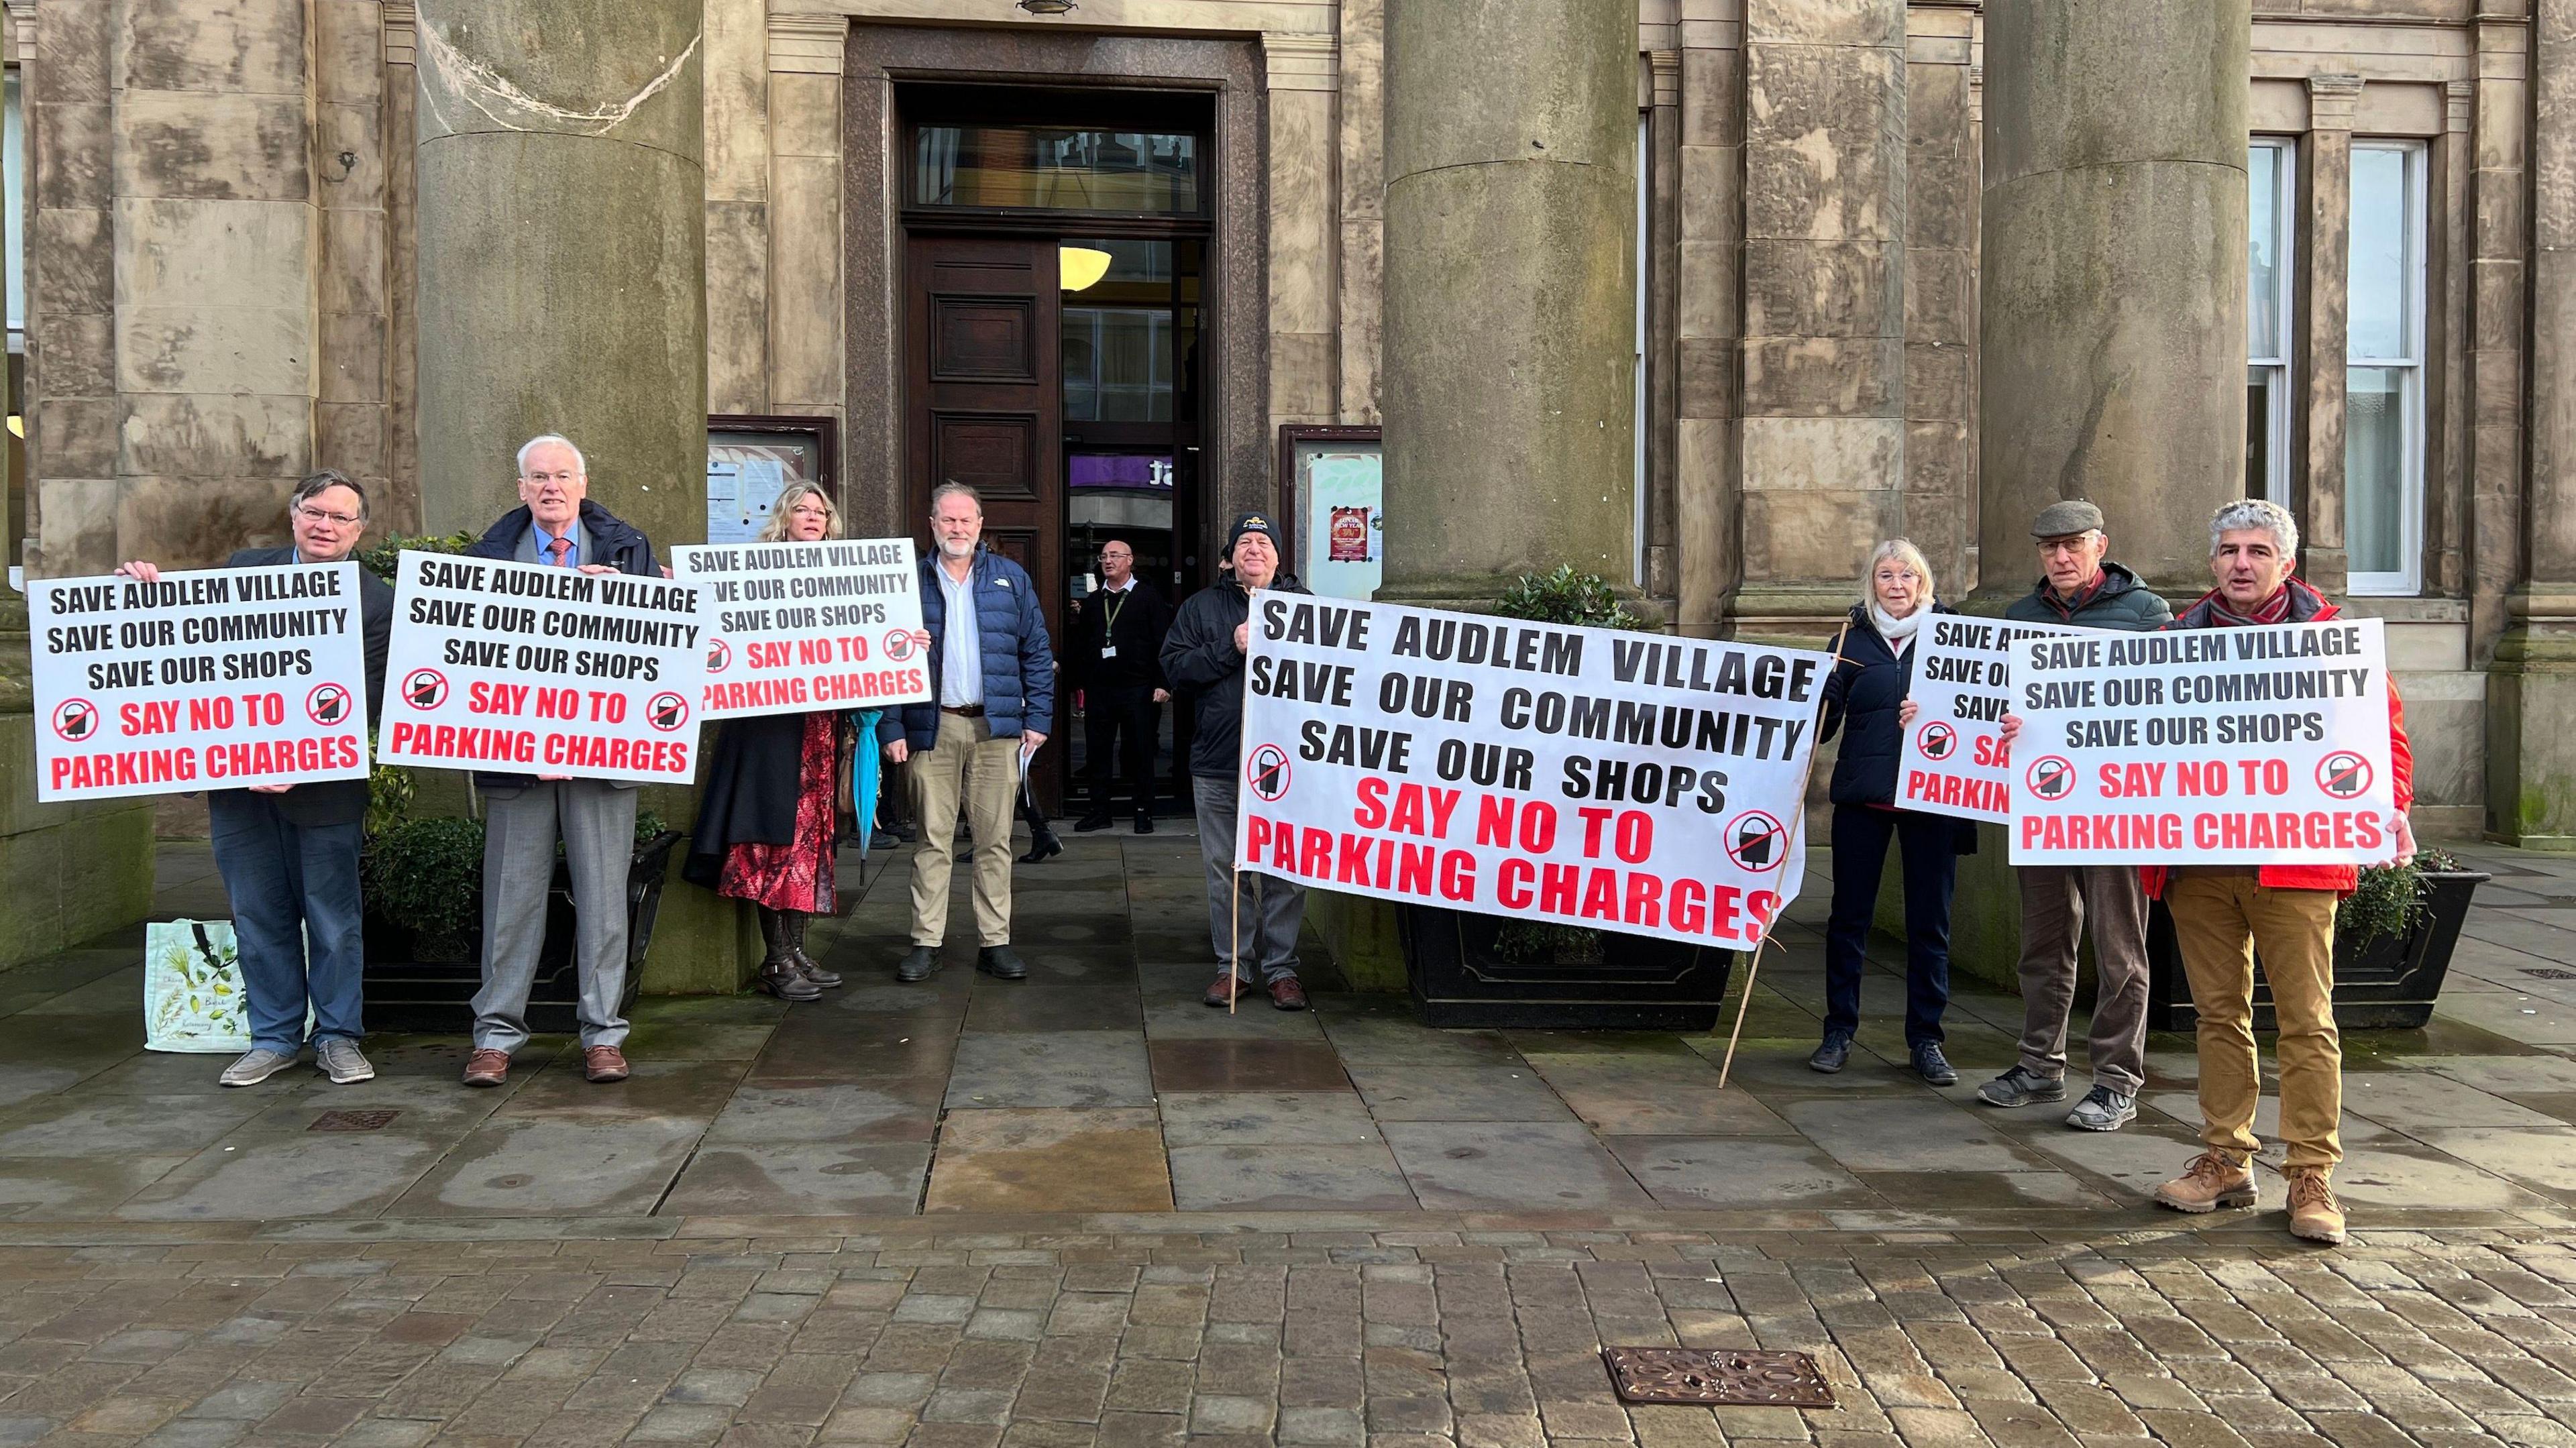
top-left (111, 470), bottom-right (392, 1089)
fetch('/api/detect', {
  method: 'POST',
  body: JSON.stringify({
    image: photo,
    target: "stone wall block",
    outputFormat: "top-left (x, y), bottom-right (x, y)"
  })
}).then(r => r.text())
top-left (1678, 336), bottom-right (1738, 419)
top-left (767, 71), bottom-right (841, 160)
top-left (36, 398), bottom-right (117, 480)
top-left (113, 93), bottom-right (312, 202)
top-left (115, 477), bottom-right (302, 569)
top-left (2476, 347), bottom-right (2523, 433)
top-left (1907, 58), bottom-right (1969, 158)
top-left (1741, 486), bottom-right (1901, 579)
top-left (702, 0), bottom-right (768, 201)
top-left (34, 207), bottom-right (115, 316)
top-left (1905, 131), bottom-right (1976, 251)
top-left (33, 2), bottom-right (112, 103)
top-left (1741, 335), bottom-right (1900, 417)
top-left (1743, 44), bottom-right (1904, 243)
top-left (318, 310), bottom-right (388, 405)
top-left (117, 304), bottom-right (311, 398)
top-left (315, 400), bottom-right (389, 479)
top-left (1268, 88), bottom-right (1338, 339)
top-left (1681, 46), bottom-right (1744, 150)
top-left (2472, 260), bottom-right (2527, 350)
top-left (1385, 1), bottom-right (1631, 177)
top-left (1904, 247), bottom-right (1970, 346)
top-left (114, 0), bottom-right (309, 95)
top-left (1741, 415), bottom-right (1904, 492)
top-left (317, 102), bottom-right (388, 207)
top-left (33, 480), bottom-right (121, 577)
top-left (768, 151), bottom-right (841, 411)
top-left (31, 101), bottom-right (111, 210)
top-left (1746, 0), bottom-right (1905, 50)
top-left (1679, 143), bottom-right (1743, 244)
top-left (116, 198), bottom-right (312, 309)
top-left (1270, 332), bottom-right (1337, 421)
top-left (1983, 1), bottom-right (2250, 186)
top-left (706, 199), bottom-right (770, 414)
top-left (118, 394), bottom-right (312, 478)
top-left (318, 207), bottom-right (388, 317)
top-left (415, 5), bottom-right (702, 163)
top-left (1904, 417), bottom-right (1969, 501)
top-left (1742, 238), bottom-right (1899, 338)
top-left (44, 313), bottom-right (117, 400)
top-left (1904, 342), bottom-right (1970, 422)
top-left (313, 0), bottom-right (386, 105)
top-left (1678, 239), bottom-right (1744, 339)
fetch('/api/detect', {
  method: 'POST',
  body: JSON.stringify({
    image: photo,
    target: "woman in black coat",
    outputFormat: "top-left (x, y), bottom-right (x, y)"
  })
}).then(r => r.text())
top-left (1812, 539), bottom-right (1975, 1085)
top-left (681, 482), bottom-right (853, 1002)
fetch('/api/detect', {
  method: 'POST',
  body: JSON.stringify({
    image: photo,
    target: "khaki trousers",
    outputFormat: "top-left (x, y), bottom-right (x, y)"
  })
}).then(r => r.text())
top-left (2167, 872), bottom-right (2342, 1172)
top-left (906, 712), bottom-right (1021, 948)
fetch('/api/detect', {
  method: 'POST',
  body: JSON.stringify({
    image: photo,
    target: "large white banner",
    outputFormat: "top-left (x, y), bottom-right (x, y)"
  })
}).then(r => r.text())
top-left (2008, 617), bottom-right (2398, 865)
top-left (669, 539), bottom-right (931, 720)
top-left (380, 552), bottom-right (707, 783)
top-left (1898, 614), bottom-right (2104, 824)
top-left (28, 563), bottom-right (372, 801)
top-left (1234, 592), bottom-right (1829, 949)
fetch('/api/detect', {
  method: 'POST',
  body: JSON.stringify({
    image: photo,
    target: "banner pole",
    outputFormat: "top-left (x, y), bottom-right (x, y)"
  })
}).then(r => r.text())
top-left (1718, 622), bottom-right (1851, 1091)
top-left (1228, 867), bottom-right (1242, 1015)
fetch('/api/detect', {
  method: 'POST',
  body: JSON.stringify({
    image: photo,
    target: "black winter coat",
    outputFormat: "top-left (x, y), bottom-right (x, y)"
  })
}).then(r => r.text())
top-left (1069, 579), bottom-right (1173, 692)
top-left (1819, 603), bottom-right (1972, 825)
top-left (682, 712), bottom-right (845, 891)
top-left (1161, 575), bottom-right (1312, 778)
top-left (462, 499), bottom-right (659, 791)
top-left (2002, 560), bottom-right (2173, 632)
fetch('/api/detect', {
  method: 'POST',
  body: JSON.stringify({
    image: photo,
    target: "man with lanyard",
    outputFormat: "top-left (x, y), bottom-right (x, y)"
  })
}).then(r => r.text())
top-left (1069, 538), bottom-right (1173, 834)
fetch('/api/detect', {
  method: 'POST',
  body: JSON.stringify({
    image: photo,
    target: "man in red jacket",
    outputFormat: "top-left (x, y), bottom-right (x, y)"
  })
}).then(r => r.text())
top-left (2145, 498), bottom-right (2415, 1245)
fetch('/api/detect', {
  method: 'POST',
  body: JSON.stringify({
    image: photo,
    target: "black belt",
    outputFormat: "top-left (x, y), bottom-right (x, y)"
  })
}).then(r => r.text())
top-left (940, 704), bottom-right (985, 717)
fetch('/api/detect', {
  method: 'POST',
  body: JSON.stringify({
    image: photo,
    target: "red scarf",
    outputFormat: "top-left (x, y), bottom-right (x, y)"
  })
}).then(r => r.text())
top-left (2046, 570), bottom-right (2108, 620)
top-left (2203, 587), bottom-right (2294, 628)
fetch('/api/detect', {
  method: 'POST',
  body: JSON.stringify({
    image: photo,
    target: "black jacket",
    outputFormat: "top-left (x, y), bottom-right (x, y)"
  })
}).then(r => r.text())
top-left (2002, 559), bottom-right (2173, 632)
top-left (462, 499), bottom-right (657, 791)
top-left (1069, 579), bottom-right (1172, 692)
top-left (1819, 603), bottom-right (1955, 808)
top-left (221, 546), bottom-right (394, 828)
top-left (682, 712), bottom-right (845, 891)
top-left (1161, 575), bottom-right (1311, 778)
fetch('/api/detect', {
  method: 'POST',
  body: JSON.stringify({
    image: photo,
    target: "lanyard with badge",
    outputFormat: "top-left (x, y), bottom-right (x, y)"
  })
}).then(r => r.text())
top-left (1098, 586), bottom-right (1130, 659)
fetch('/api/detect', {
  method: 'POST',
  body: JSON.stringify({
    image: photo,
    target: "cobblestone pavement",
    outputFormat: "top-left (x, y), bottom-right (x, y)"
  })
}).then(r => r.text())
top-left (4, 1217), bottom-right (2576, 1447)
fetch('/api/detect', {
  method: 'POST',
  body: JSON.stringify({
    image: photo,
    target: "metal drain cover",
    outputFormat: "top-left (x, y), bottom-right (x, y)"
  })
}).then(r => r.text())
top-left (1602, 1347), bottom-right (1834, 1407)
top-left (309, 1109), bottom-right (400, 1132)
top-left (2522, 968), bottom-right (2576, 981)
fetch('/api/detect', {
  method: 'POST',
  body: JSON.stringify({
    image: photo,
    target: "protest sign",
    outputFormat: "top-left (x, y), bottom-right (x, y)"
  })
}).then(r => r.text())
top-left (2008, 617), bottom-right (2398, 865)
top-left (668, 539), bottom-right (930, 720)
top-left (26, 563), bottom-right (373, 801)
top-left (1897, 614), bottom-right (2103, 824)
top-left (1233, 592), bottom-right (1829, 949)
top-left (380, 553), bottom-right (706, 782)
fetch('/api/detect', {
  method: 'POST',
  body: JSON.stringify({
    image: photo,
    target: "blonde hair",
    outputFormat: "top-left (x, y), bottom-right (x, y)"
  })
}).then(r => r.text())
top-left (1862, 537), bottom-right (1934, 604)
top-left (760, 480), bottom-right (843, 543)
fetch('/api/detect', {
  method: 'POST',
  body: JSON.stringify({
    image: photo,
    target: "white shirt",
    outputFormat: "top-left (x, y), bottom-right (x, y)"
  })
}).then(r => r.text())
top-left (936, 559), bottom-right (983, 707)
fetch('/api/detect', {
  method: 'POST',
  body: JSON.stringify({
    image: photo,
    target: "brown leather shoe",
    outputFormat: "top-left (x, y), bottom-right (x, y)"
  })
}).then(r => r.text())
top-left (1203, 972), bottom-right (1248, 1007)
top-left (2286, 1169), bottom-right (2348, 1245)
top-left (461, 1048), bottom-right (510, 1088)
top-left (1268, 976), bottom-right (1309, 1011)
top-left (583, 1046), bottom-right (631, 1083)
top-left (2153, 1149), bottom-right (2259, 1213)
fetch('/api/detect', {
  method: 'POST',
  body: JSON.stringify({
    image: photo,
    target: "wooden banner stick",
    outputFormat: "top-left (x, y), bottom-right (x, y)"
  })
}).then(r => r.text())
top-left (1718, 622), bottom-right (1852, 1091)
top-left (1229, 866), bottom-right (1242, 1014)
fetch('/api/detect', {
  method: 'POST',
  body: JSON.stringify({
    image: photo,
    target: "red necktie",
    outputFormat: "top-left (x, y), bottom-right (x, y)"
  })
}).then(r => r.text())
top-left (545, 537), bottom-right (570, 567)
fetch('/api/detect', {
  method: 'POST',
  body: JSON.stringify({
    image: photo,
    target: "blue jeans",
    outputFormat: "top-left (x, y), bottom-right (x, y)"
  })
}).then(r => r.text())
top-left (207, 791), bottom-right (366, 1054)
top-left (1822, 803), bottom-right (1958, 1048)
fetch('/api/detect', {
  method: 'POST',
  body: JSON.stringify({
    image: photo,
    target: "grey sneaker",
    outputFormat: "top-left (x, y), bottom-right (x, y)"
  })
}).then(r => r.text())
top-left (315, 1038), bottom-right (375, 1085)
top-left (218, 1048), bottom-right (297, 1087)
top-left (2067, 1084), bottom-right (2137, 1131)
top-left (1977, 1065), bottom-right (2069, 1108)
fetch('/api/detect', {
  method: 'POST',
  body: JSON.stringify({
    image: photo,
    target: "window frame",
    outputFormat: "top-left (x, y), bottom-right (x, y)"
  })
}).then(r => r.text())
top-left (2247, 136), bottom-right (2297, 507)
top-left (2344, 137), bottom-right (2428, 597)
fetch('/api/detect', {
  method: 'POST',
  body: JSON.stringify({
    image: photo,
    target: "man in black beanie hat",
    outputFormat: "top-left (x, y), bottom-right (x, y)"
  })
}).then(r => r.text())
top-left (1161, 513), bottom-right (1314, 1009)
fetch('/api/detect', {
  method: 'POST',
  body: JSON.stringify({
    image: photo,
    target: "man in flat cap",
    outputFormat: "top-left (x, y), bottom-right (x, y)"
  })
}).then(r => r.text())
top-left (1979, 499), bottom-right (2172, 1131)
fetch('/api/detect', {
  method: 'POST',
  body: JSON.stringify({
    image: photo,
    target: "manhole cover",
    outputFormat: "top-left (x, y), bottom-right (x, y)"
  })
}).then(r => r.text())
top-left (1603, 1347), bottom-right (1835, 1408)
top-left (309, 1109), bottom-right (400, 1132)
top-left (2522, 968), bottom-right (2576, 981)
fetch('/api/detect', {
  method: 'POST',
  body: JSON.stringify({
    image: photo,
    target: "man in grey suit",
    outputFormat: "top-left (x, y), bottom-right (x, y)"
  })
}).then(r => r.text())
top-left (455, 435), bottom-right (663, 1087)
top-left (115, 470), bottom-right (395, 1087)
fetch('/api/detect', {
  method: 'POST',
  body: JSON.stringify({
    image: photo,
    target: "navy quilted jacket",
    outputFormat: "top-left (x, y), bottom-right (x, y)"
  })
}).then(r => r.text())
top-left (1819, 602), bottom-right (1960, 807)
top-left (879, 547), bottom-right (1057, 749)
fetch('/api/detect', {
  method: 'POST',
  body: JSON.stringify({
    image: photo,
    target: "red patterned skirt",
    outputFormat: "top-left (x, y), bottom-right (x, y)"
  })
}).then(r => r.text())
top-left (718, 712), bottom-right (839, 913)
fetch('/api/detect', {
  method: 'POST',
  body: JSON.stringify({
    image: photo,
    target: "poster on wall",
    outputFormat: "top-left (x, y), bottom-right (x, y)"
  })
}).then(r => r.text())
top-left (1283, 427), bottom-right (1385, 602)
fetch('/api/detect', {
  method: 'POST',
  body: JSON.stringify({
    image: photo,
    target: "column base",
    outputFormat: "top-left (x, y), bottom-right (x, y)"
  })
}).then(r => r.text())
top-left (2485, 595), bottom-right (2576, 849)
top-left (1307, 889), bottom-right (1407, 993)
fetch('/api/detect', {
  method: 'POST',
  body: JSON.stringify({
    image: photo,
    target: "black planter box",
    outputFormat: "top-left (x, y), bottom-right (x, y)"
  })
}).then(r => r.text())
top-left (362, 831), bottom-right (680, 1034)
top-left (2145, 870), bottom-right (2488, 1033)
top-left (1395, 904), bottom-right (1737, 1029)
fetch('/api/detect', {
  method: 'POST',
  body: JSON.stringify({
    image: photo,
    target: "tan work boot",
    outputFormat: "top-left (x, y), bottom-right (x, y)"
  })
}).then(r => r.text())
top-left (2153, 1150), bottom-right (2258, 1213)
top-left (2286, 1169), bottom-right (2348, 1245)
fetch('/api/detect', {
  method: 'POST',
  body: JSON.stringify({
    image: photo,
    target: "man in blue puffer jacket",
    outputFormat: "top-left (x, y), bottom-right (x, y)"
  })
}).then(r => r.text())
top-left (881, 483), bottom-right (1057, 984)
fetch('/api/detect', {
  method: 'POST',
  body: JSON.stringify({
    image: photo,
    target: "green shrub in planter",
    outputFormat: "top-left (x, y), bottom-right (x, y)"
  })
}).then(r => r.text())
top-left (2338, 846), bottom-right (2463, 946)
top-left (362, 816), bottom-right (486, 960)
top-left (357, 530), bottom-right (475, 584)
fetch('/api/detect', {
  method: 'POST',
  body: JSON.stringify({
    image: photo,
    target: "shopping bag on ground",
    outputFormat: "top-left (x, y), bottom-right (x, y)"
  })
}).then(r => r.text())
top-left (144, 920), bottom-right (254, 1054)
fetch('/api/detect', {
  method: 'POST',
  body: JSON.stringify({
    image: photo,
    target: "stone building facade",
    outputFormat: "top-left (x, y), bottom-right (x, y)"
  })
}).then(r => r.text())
top-left (3, 0), bottom-right (2573, 962)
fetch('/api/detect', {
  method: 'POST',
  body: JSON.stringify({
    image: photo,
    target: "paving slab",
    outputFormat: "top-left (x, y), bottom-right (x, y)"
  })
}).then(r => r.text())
top-left (1165, 1144), bottom-right (1416, 1210)
top-left (1601, 1136), bottom-right (1874, 1209)
top-left (700, 1078), bottom-right (945, 1146)
top-left (944, 1030), bottom-right (1154, 1109)
top-left (657, 1141), bottom-right (933, 1215)
top-left (2414, 1126), bottom-right (2576, 1198)
top-left (924, 1107), bottom-right (1172, 1213)
top-left (1346, 1063), bottom-right (1574, 1122)
top-left (1156, 1091), bottom-right (1383, 1147)
top-left (1147, 1039), bottom-right (1351, 1093)
top-left (1377, 1121), bottom-right (1654, 1209)
top-left (2341, 1071), bottom-right (2567, 1131)
top-left (1782, 1095), bottom-right (2053, 1174)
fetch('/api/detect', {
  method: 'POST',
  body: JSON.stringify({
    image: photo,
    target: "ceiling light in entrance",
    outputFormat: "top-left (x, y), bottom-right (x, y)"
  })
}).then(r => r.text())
top-left (1060, 246), bottom-right (1113, 292)
top-left (1018, 0), bottom-right (1076, 13)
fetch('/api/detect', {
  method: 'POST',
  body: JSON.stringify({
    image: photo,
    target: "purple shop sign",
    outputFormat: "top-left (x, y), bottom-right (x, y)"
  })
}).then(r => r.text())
top-left (1070, 455), bottom-right (1175, 490)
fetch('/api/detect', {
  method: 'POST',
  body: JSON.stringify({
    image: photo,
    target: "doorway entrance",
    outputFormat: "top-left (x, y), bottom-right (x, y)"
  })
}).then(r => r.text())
top-left (899, 88), bottom-right (1214, 815)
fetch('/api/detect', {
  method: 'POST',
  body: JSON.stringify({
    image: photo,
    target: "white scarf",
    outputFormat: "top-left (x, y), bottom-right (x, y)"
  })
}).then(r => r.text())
top-left (1871, 598), bottom-right (1931, 650)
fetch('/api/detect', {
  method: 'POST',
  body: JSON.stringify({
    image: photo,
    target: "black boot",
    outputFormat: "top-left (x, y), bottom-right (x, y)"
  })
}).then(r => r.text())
top-left (782, 911), bottom-right (840, 989)
top-left (753, 908), bottom-right (820, 1001)
top-left (1020, 818), bottom-right (1063, 863)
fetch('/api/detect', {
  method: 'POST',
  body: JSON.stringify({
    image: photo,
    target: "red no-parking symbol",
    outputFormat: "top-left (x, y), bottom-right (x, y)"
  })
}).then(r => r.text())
top-left (402, 669), bottom-right (448, 710)
top-left (51, 698), bottom-right (99, 743)
top-left (647, 693), bottom-right (691, 732)
top-left (2025, 755), bottom-right (2077, 802)
top-left (1917, 721), bottom-right (1958, 761)
top-left (1246, 744), bottom-right (1291, 802)
top-left (305, 681), bottom-right (353, 727)
top-left (1725, 810), bottom-right (1788, 873)
top-left (706, 637), bottom-right (731, 673)
top-left (883, 629), bottom-right (920, 663)
top-left (2317, 750), bottom-right (2373, 801)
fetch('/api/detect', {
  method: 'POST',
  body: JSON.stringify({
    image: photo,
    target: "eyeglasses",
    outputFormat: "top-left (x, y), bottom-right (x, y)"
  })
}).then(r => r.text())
top-left (294, 504), bottom-right (363, 527)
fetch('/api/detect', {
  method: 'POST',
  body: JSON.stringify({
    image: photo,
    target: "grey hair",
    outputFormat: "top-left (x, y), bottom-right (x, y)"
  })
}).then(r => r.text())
top-left (759, 480), bottom-right (843, 543)
top-left (1862, 537), bottom-right (1935, 604)
top-left (516, 434), bottom-right (586, 476)
top-left (928, 481), bottom-right (983, 516)
top-left (2208, 498), bottom-right (2299, 558)
top-left (290, 469), bottom-right (368, 523)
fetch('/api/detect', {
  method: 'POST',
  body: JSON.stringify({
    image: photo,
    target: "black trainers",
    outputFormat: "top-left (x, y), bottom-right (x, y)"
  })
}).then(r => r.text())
top-left (896, 946), bottom-right (938, 983)
top-left (1808, 1033), bottom-right (1854, 1073)
top-left (1976, 1065), bottom-right (2068, 1108)
top-left (977, 946), bottom-right (1028, 980)
top-left (1911, 1042), bottom-right (1959, 1087)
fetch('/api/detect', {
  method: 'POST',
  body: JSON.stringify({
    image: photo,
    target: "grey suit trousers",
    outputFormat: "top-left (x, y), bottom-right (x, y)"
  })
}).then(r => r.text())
top-left (472, 780), bottom-right (637, 1052)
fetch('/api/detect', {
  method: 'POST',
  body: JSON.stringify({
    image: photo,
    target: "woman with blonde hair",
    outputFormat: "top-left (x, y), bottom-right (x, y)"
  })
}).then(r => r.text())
top-left (1810, 539), bottom-right (1977, 1084)
top-left (681, 481), bottom-right (870, 1001)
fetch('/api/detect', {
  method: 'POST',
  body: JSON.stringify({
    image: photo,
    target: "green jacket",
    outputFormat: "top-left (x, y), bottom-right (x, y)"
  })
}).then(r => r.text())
top-left (2002, 560), bottom-right (2171, 632)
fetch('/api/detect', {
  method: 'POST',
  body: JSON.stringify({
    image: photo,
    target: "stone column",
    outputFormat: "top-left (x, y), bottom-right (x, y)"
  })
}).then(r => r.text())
top-left (1674, 21), bottom-right (1744, 637)
top-left (1905, 8), bottom-right (1978, 594)
top-left (1978, 1), bottom-right (2251, 596)
top-left (1381, 0), bottom-right (1635, 604)
top-left (1733, 0), bottom-right (1907, 638)
top-left (2299, 75), bottom-right (2362, 596)
top-left (414, 0), bottom-right (706, 548)
top-left (2491, 1), bottom-right (2571, 846)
